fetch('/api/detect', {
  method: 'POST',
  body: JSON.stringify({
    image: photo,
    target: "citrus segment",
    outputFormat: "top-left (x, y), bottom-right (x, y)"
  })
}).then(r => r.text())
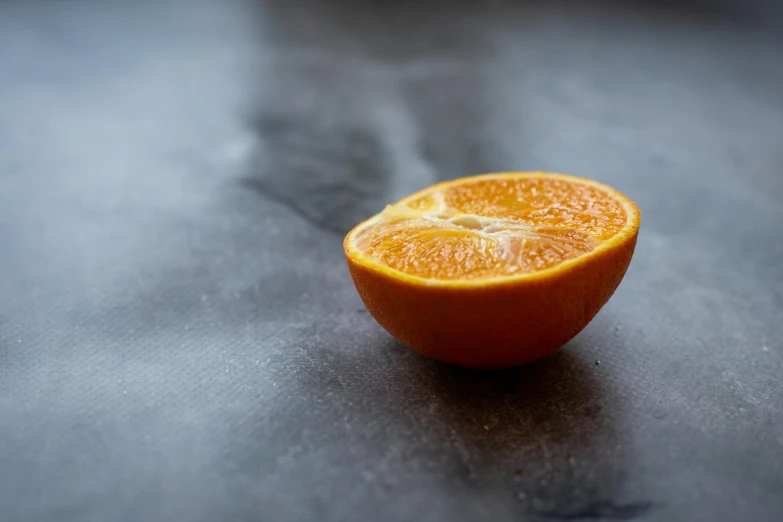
top-left (440, 176), bottom-right (627, 239)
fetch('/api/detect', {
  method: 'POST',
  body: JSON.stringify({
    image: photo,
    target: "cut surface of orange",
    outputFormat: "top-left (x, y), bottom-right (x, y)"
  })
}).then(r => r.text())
top-left (344, 172), bottom-right (641, 368)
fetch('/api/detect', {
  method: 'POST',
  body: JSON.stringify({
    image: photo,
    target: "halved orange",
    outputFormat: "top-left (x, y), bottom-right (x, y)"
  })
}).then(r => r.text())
top-left (344, 172), bottom-right (641, 368)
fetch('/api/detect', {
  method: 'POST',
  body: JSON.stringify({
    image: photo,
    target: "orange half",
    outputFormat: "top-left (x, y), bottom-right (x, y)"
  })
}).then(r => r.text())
top-left (344, 172), bottom-right (641, 368)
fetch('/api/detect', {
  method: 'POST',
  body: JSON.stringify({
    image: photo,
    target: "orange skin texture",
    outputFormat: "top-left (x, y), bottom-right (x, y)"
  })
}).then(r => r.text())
top-left (344, 173), bottom-right (640, 369)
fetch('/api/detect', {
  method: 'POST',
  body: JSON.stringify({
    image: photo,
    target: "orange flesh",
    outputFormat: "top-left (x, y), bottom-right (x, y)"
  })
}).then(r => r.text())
top-left (355, 177), bottom-right (628, 280)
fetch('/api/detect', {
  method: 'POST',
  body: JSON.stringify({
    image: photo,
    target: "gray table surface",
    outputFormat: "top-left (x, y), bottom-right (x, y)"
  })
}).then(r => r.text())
top-left (1, 0), bottom-right (782, 520)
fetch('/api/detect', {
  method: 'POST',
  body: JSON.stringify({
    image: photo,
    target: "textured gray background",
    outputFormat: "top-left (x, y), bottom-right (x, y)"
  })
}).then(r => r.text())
top-left (1, 0), bottom-right (782, 520)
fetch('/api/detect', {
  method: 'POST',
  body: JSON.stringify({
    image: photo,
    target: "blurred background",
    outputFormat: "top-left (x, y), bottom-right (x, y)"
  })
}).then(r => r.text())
top-left (2, 0), bottom-right (782, 233)
top-left (1, 0), bottom-right (782, 521)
